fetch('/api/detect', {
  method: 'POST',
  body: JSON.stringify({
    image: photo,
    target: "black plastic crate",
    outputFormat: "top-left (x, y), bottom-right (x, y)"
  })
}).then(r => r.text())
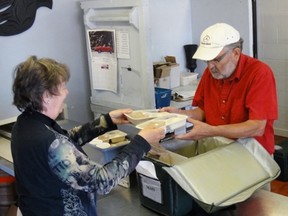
top-left (274, 142), bottom-right (288, 181)
top-left (136, 156), bottom-right (194, 216)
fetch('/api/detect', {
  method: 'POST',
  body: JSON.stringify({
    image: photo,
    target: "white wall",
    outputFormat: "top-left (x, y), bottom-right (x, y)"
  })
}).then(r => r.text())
top-left (1, 0), bottom-right (287, 136)
top-left (190, 0), bottom-right (254, 75)
top-left (149, 0), bottom-right (193, 72)
top-left (0, 0), bottom-right (92, 124)
top-left (190, 0), bottom-right (288, 137)
top-left (257, 0), bottom-right (288, 137)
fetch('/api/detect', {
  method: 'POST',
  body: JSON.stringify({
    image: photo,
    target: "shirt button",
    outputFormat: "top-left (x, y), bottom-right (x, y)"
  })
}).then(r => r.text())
top-left (222, 100), bottom-right (226, 104)
top-left (221, 116), bottom-right (225, 120)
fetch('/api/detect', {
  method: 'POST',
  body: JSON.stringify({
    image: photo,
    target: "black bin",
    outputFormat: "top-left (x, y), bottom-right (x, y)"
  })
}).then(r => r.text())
top-left (274, 142), bottom-right (288, 181)
top-left (136, 156), bottom-right (194, 216)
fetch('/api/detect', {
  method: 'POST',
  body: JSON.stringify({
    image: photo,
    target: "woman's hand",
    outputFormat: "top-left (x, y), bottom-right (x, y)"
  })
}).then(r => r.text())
top-left (109, 108), bottom-right (133, 125)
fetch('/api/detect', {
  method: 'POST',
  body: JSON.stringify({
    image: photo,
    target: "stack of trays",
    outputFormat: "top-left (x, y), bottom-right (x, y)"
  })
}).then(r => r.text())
top-left (83, 130), bottom-right (130, 165)
top-left (89, 130), bottom-right (129, 149)
top-left (125, 110), bottom-right (189, 135)
top-left (124, 110), bottom-right (169, 125)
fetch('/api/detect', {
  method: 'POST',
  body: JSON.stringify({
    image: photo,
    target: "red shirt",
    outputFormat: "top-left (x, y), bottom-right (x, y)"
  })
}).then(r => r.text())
top-left (192, 54), bottom-right (278, 154)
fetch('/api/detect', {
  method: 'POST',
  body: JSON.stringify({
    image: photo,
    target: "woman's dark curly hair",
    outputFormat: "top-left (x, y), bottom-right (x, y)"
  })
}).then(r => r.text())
top-left (12, 56), bottom-right (70, 112)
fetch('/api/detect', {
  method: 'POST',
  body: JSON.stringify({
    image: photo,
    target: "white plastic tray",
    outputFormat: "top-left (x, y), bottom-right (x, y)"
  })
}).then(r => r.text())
top-left (136, 114), bottom-right (187, 133)
top-left (125, 110), bottom-right (170, 125)
top-left (93, 130), bottom-right (127, 144)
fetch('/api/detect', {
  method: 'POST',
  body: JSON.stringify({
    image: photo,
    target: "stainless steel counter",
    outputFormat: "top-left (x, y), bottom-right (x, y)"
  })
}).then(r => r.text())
top-left (1, 122), bottom-right (288, 215)
top-left (97, 184), bottom-right (288, 216)
top-left (97, 182), bottom-right (288, 216)
top-left (1, 151), bottom-right (288, 216)
top-left (1, 154), bottom-right (287, 216)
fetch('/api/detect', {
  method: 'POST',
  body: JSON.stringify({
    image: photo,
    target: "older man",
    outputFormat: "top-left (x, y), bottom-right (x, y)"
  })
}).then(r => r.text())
top-left (162, 23), bottom-right (278, 155)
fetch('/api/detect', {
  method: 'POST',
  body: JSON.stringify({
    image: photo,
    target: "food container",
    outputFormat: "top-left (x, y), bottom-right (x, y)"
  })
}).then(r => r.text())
top-left (83, 130), bottom-right (132, 188)
top-left (96, 130), bottom-right (127, 144)
top-left (83, 130), bottom-right (129, 165)
top-left (180, 72), bottom-right (198, 86)
top-left (136, 114), bottom-right (187, 134)
top-left (83, 141), bottom-right (129, 165)
top-left (124, 110), bottom-right (169, 125)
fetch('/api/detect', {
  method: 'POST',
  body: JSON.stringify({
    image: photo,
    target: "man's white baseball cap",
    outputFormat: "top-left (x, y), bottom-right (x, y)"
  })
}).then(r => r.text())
top-left (192, 23), bottom-right (240, 61)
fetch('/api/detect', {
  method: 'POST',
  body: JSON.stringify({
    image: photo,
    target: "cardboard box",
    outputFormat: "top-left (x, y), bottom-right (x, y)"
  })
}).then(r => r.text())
top-left (169, 64), bottom-right (180, 88)
top-left (154, 76), bottom-right (170, 89)
top-left (136, 137), bottom-right (280, 214)
top-left (154, 63), bottom-right (180, 89)
top-left (164, 56), bottom-right (177, 63)
top-left (153, 63), bottom-right (171, 78)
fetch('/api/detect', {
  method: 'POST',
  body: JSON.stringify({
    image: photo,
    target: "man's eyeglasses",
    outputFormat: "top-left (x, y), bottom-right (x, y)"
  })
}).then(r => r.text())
top-left (206, 50), bottom-right (230, 64)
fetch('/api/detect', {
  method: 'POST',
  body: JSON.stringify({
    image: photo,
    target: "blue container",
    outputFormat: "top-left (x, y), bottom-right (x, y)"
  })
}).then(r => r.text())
top-left (155, 87), bottom-right (172, 108)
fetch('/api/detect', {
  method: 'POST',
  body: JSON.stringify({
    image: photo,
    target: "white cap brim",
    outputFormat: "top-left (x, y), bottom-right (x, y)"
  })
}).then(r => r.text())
top-left (192, 46), bottom-right (224, 61)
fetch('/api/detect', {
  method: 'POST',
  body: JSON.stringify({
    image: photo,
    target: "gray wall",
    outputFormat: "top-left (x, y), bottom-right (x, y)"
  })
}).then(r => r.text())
top-left (1, 0), bottom-right (287, 137)
top-left (150, 0), bottom-right (193, 72)
top-left (190, 0), bottom-right (288, 137)
top-left (257, 0), bottom-right (288, 137)
top-left (190, 0), bottom-right (254, 75)
top-left (0, 0), bottom-right (92, 124)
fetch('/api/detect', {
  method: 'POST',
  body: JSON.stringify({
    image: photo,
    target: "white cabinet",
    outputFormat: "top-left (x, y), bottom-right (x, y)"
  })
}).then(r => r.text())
top-left (80, 0), bottom-right (192, 116)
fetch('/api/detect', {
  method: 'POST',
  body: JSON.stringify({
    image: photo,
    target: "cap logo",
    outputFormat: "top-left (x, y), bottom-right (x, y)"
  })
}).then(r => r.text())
top-left (201, 35), bottom-right (211, 45)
